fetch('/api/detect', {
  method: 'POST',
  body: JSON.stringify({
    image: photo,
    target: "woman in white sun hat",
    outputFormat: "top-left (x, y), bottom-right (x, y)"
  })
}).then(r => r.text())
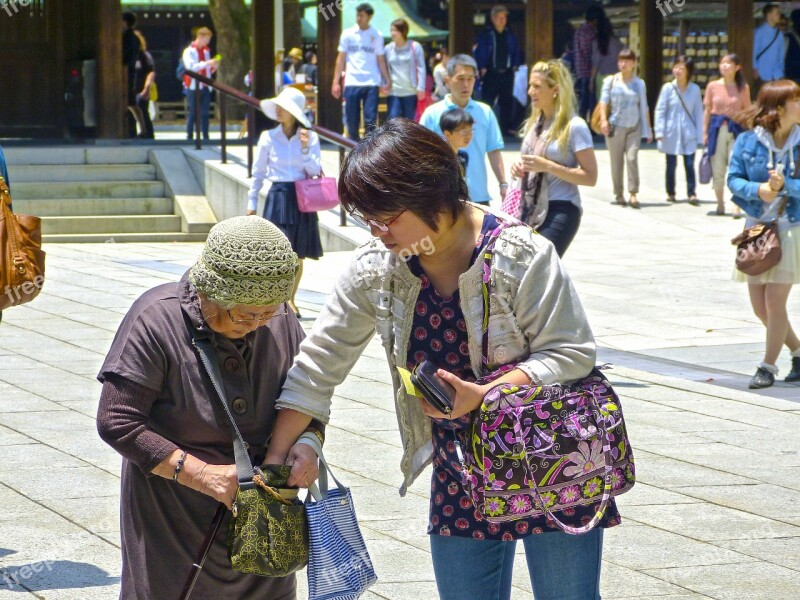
top-left (248, 87), bottom-right (322, 317)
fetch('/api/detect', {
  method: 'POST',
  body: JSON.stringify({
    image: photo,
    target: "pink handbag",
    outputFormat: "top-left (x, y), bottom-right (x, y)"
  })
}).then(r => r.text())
top-left (295, 173), bottom-right (339, 213)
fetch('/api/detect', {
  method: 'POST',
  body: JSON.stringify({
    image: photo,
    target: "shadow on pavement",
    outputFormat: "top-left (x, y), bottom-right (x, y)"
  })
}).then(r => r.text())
top-left (0, 558), bottom-right (119, 593)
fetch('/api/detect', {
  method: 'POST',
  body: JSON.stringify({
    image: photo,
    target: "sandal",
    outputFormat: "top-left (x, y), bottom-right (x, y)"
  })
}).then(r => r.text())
top-left (715, 207), bottom-right (725, 216)
top-left (629, 195), bottom-right (640, 209)
top-left (666, 195), bottom-right (676, 202)
top-left (688, 196), bottom-right (699, 206)
top-left (611, 198), bottom-right (627, 206)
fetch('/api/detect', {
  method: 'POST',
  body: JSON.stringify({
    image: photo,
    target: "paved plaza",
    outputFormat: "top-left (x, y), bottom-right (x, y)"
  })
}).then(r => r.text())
top-left (0, 145), bottom-right (799, 599)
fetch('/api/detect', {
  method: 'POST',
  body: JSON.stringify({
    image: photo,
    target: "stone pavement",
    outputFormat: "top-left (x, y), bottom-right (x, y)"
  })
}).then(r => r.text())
top-left (0, 146), bottom-right (799, 599)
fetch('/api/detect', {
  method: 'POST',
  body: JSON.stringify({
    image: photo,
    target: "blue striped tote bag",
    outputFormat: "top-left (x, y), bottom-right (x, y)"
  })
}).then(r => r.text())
top-left (298, 437), bottom-right (377, 600)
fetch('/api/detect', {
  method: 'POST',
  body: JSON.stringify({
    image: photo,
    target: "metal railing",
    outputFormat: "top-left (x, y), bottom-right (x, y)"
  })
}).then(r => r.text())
top-left (184, 70), bottom-right (356, 226)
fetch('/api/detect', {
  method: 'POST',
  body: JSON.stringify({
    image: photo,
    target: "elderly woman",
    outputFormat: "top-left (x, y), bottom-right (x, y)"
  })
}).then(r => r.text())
top-left (97, 216), bottom-right (322, 599)
top-left (265, 120), bottom-right (619, 600)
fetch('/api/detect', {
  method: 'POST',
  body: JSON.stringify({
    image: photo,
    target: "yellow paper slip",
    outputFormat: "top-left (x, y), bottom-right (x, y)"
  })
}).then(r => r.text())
top-left (396, 366), bottom-right (423, 398)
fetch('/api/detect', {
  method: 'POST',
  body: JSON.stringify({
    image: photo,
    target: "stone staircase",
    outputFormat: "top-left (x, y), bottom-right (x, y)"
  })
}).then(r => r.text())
top-left (6, 147), bottom-right (215, 243)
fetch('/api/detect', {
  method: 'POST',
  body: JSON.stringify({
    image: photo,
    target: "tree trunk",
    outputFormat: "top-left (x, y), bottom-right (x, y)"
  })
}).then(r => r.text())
top-left (208, 0), bottom-right (250, 119)
top-left (283, 0), bottom-right (302, 52)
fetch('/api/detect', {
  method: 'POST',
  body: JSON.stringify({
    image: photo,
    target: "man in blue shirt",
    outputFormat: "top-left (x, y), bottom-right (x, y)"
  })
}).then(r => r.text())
top-left (754, 3), bottom-right (784, 83)
top-left (420, 55), bottom-right (507, 205)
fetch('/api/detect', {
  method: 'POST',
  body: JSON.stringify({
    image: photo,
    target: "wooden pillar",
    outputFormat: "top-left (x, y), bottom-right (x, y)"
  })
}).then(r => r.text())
top-left (252, 0), bottom-right (276, 136)
top-left (317, 0), bottom-right (342, 133)
top-left (449, 0), bottom-right (474, 56)
top-left (728, 0), bottom-right (754, 82)
top-left (639, 0), bottom-right (664, 115)
top-left (95, 0), bottom-right (124, 138)
top-left (526, 0), bottom-right (553, 66)
top-left (283, 0), bottom-right (302, 52)
top-left (252, 0), bottom-right (275, 101)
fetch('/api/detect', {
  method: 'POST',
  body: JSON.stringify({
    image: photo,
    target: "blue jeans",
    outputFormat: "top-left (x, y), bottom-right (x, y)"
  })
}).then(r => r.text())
top-left (186, 87), bottom-right (211, 140)
top-left (536, 200), bottom-right (582, 258)
top-left (665, 152), bottom-right (696, 197)
top-left (387, 95), bottom-right (418, 120)
top-left (343, 85), bottom-right (379, 141)
top-left (430, 528), bottom-right (603, 600)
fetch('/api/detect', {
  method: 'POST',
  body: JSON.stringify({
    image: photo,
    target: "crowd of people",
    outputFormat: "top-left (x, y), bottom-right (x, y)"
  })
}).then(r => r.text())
top-left (5, 3), bottom-right (799, 599)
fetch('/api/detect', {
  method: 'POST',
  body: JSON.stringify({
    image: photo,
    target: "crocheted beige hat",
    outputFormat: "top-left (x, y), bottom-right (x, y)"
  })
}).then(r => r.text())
top-left (189, 216), bottom-right (298, 306)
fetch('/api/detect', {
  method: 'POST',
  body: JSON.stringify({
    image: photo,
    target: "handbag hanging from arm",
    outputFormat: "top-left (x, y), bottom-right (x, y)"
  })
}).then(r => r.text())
top-left (460, 222), bottom-right (636, 535)
top-left (294, 434), bottom-right (378, 600)
top-left (590, 74), bottom-right (617, 135)
top-left (0, 176), bottom-right (45, 311)
top-left (191, 330), bottom-right (309, 578)
top-left (295, 168), bottom-right (339, 213)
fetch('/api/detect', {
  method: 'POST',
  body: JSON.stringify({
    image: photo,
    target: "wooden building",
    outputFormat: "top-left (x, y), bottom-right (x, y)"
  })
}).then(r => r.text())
top-left (0, 0), bottom-right (764, 139)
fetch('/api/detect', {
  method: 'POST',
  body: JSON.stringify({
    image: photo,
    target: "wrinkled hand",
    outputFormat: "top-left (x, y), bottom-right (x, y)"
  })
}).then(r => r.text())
top-left (417, 369), bottom-right (488, 421)
top-left (285, 442), bottom-right (320, 488)
top-left (299, 128), bottom-right (310, 150)
top-left (521, 154), bottom-right (551, 174)
top-left (510, 160), bottom-right (524, 179)
top-left (198, 463), bottom-right (238, 509)
top-left (769, 169), bottom-right (785, 192)
top-left (759, 182), bottom-right (780, 202)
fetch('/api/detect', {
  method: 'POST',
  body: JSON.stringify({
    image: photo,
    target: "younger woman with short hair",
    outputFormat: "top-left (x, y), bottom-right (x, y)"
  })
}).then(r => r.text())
top-left (511, 59), bottom-right (598, 256)
top-left (655, 55), bottom-right (704, 204)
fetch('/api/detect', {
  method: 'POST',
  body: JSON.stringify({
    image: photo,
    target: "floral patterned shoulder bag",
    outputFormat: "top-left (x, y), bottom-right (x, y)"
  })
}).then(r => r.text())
top-left (461, 224), bottom-right (636, 535)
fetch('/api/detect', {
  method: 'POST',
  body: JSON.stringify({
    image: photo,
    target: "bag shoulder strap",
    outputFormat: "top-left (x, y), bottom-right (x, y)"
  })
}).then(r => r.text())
top-left (756, 28), bottom-right (781, 61)
top-left (479, 221), bottom-right (519, 373)
top-left (190, 328), bottom-right (256, 488)
top-left (672, 82), bottom-right (697, 129)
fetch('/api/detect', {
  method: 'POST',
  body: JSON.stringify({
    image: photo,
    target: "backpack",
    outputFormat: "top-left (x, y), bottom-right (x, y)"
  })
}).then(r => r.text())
top-left (175, 57), bottom-right (186, 82)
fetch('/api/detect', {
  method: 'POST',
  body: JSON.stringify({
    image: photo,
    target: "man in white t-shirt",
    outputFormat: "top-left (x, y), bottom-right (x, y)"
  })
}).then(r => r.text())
top-left (331, 2), bottom-right (391, 141)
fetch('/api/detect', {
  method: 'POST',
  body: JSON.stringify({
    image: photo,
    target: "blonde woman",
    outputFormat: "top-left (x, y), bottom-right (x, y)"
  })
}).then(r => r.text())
top-left (510, 59), bottom-right (598, 256)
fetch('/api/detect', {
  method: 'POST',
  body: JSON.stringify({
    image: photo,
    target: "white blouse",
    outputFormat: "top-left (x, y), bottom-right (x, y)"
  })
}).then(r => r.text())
top-left (247, 127), bottom-right (322, 211)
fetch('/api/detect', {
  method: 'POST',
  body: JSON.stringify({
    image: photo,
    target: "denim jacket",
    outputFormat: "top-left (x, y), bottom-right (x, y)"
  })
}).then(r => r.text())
top-left (276, 212), bottom-right (596, 495)
top-left (727, 127), bottom-right (800, 223)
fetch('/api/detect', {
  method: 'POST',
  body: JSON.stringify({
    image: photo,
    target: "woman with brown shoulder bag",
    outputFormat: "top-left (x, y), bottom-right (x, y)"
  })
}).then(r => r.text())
top-left (728, 80), bottom-right (800, 388)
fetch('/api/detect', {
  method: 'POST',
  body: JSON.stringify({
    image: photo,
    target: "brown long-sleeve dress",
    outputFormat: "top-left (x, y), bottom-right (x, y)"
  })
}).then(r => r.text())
top-left (97, 272), bottom-right (309, 600)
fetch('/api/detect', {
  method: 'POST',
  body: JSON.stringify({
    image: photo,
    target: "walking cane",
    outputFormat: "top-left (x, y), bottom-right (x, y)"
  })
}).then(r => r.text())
top-left (179, 502), bottom-right (228, 600)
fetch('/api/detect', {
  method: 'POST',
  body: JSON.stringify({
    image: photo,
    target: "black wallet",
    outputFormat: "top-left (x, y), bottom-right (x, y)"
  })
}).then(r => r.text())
top-left (411, 360), bottom-right (456, 414)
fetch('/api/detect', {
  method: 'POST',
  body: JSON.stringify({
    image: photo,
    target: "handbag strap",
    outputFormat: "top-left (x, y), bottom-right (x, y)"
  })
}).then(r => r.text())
top-left (672, 82), bottom-right (697, 129)
top-left (479, 221), bottom-right (518, 374)
top-left (0, 176), bottom-right (25, 276)
top-left (520, 115), bottom-right (547, 223)
top-left (294, 435), bottom-right (347, 502)
top-left (511, 387), bottom-right (617, 535)
top-left (190, 331), bottom-right (257, 489)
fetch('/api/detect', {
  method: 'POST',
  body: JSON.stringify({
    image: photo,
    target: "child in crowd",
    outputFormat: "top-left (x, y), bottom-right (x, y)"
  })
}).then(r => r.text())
top-left (439, 108), bottom-right (474, 176)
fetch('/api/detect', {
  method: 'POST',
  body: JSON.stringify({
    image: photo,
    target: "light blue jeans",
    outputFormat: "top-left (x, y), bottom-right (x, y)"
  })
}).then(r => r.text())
top-left (430, 528), bottom-right (603, 600)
